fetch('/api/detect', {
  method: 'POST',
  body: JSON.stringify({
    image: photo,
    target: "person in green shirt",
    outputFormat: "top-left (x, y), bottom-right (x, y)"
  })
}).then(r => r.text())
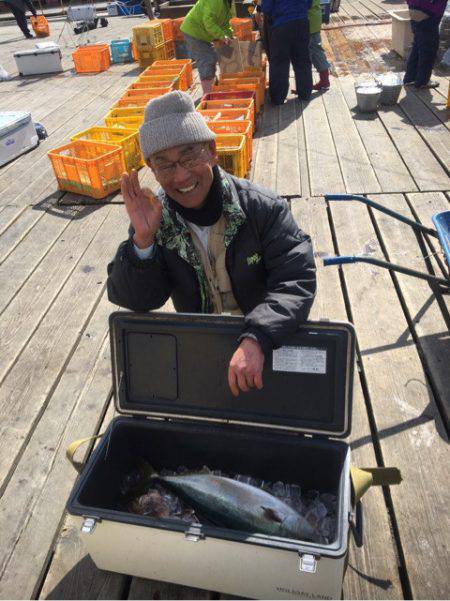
top-left (308, 0), bottom-right (330, 90)
top-left (181, 0), bottom-right (234, 95)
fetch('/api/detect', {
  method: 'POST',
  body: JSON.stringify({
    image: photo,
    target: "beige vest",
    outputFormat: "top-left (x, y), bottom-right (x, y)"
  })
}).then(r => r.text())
top-left (188, 216), bottom-right (242, 315)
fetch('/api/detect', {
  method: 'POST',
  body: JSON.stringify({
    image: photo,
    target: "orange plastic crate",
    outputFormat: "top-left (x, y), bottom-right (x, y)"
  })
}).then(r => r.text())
top-left (48, 140), bottom-right (124, 199)
top-left (30, 15), bottom-right (49, 37)
top-left (72, 44), bottom-right (110, 73)
top-left (197, 98), bottom-right (255, 129)
top-left (141, 64), bottom-right (189, 90)
top-left (230, 18), bottom-right (252, 39)
top-left (197, 108), bottom-right (253, 132)
top-left (128, 81), bottom-right (175, 93)
top-left (104, 107), bottom-right (145, 130)
top-left (153, 59), bottom-right (193, 88)
top-left (115, 96), bottom-right (158, 108)
top-left (172, 17), bottom-right (184, 41)
top-left (137, 75), bottom-right (180, 89)
top-left (157, 18), bottom-right (174, 41)
top-left (208, 120), bottom-right (252, 169)
top-left (219, 74), bottom-right (265, 110)
top-left (124, 86), bottom-right (173, 98)
top-left (131, 40), bottom-right (138, 61)
top-left (71, 126), bottom-right (144, 172)
top-left (215, 133), bottom-right (247, 178)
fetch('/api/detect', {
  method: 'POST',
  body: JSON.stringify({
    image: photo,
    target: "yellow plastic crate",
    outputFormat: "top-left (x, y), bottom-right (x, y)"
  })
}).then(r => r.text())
top-left (215, 133), bottom-right (247, 178)
top-left (137, 74), bottom-right (180, 89)
top-left (104, 107), bottom-right (145, 130)
top-left (71, 126), bottom-right (144, 172)
top-left (132, 21), bottom-right (164, 48)
top-left (48, 140), bottom-right (124, 199)
top-left (207, 120), bottom-right (252, 169)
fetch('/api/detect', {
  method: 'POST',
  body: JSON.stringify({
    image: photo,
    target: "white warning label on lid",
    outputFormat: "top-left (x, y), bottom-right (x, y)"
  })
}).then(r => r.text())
top-left (272, 346), bottom-right (327, 374)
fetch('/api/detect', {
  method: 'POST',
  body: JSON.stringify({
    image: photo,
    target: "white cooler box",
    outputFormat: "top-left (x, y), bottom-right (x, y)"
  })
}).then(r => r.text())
top-left (0, 112), bottom-right (39, 167)
top-left (67, 313), bottom-right (401, 600)
top-left (14, 46), bottom-right (63, 76)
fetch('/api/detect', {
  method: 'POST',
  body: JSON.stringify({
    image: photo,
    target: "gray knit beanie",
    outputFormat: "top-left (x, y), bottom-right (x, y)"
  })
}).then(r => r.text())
top-left (139, 90), bottom-right (216, 160)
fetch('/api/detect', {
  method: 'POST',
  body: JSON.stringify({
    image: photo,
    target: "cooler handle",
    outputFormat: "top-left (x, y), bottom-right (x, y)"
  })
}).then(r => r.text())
top-left (350, 501), bottom-right (364, 548)
top-left (66, 434), bottom-right (103, 473)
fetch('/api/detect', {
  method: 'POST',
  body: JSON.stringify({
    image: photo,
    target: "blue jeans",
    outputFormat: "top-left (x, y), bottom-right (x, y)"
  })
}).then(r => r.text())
top-left (309, 31), bottom-right (330, 72)
top-left (404, 16), bottom-right (441, 86)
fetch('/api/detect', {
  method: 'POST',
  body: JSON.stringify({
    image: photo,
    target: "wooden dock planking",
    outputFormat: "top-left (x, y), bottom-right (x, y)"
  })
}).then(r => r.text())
top-left (327, 195), bottom-right (450, 600)
top-left (276, 97), bottom-right (303, 198)
top-left (338, 77), bottom-right (417, 193)
top-left (0, 205), bottom-right (109, 385)
top-left (252, 102), bottom-right (279, 191)
top-left (321, 86), bottom-right (381, 194)
top-left (0, 297), bottom-right (117, 600)
top-left (302, 96), bottom-right (346, 196)
top-left (369, 193), bottom-right (450, 427)
top-left (0, 206), bottom-right (127, 493)
top-left (292, 197), bottom-right (403, 600)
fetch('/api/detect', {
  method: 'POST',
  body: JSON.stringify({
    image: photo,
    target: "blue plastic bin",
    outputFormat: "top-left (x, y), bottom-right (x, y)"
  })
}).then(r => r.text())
top-left (110, 39), bottom-right (133, 63)
top-left (117, 1), bottom-right (145, 15)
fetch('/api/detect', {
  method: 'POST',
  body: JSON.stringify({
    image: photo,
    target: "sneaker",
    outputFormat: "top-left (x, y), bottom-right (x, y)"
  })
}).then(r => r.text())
top-left (415, 80), bottom-right (439, 89)
top-left (24, 32), bottom-right (34, 38)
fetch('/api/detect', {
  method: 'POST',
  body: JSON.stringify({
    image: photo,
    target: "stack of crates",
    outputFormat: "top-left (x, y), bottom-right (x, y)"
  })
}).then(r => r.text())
top-left (140, 63), bottom-right (190, 91)
top-left (216, 71), bottom-right (265, 113)
top-left (71, 127), bottom-right (144, 172)
top-left (132, 20), bottom-right (176, 68)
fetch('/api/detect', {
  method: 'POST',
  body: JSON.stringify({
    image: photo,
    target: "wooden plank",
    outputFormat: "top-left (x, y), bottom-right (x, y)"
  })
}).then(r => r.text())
top-left (302, 95), bottom-right (346, 196)
top-left (0, 209), bottom-right (72, 312)
top-left (339, 77), bottom-right (417, 193)
top-left (398, 89), bottom-right (450, 172)
top-left (276, 98), bottom-right (302, 197)
top-left (0, 205), bottom-right (26, 236)
top-left (410, 86), bottom-right (450, 131)
top-left (0, 206), bottom-right (128, 492)
top-left (0, 294), bottom-right (121, 599)
top-left (0, 206), bottom-right (46, 265)
top-left (252, 102), bottom-right (279, 191)
top-left (369, 193), bottom-right (450, 428)
top-left (327, 194), bottom-right (450, 599)
top-left (292, 197), bottom-right (403, 599)
top-left (321, 86), bottom-right (381, 193)
top-left (377, 105), bottom-right (449, 191)
top-left (0, 205), bottom-right (107, 385)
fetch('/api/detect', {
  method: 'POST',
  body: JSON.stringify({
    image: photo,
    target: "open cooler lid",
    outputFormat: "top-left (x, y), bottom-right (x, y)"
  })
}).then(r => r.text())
top-left (0, 111), bottom-right (32, 136)
top-left (14, 47), bottom-right (61, 57)
top-left (110, 312), bottom-right (355, 438)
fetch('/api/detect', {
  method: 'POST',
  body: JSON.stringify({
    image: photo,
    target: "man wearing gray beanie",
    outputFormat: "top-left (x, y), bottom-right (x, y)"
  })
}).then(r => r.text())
top-left (107, 91), bottom-right (316, 397)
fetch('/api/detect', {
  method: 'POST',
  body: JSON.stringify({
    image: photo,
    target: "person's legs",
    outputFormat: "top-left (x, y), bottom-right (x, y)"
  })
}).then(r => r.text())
top-left (414, 17), bottom-right (440, 87)
top-left (309, 31), bottom-right (330, 90)
top-left (268, 23), bottom-right (291, 105)
top-left (404, 20), bottom-right (420, 84)
top-left (183, 33), bottom-right (217, 95)
top-left (10, 5), bottom-right (32, 37)
top-left (290, 19), bottom-right (312, 100)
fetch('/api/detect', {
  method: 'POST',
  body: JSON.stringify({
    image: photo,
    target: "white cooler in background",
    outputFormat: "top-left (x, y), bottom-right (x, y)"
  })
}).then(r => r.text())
top-left (13, 45), bottom-right (63, 76)
top-left (0, 112), bottom-right (39, 167)
top-left (67, 4), bottom-right (96, 21)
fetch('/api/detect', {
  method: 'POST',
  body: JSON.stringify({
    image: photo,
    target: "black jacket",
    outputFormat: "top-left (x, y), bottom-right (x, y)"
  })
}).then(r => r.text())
top-left (107, 172), bottom-right (316, 355)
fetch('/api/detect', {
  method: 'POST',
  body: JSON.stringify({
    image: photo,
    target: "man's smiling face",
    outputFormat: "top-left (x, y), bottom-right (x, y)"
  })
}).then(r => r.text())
top-left (149, 141), bottom-right (217, 209)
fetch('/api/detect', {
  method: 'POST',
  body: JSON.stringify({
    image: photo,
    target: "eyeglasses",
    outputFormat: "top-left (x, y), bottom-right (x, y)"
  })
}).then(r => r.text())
top-left (151, 145), bottom-right (210, 178)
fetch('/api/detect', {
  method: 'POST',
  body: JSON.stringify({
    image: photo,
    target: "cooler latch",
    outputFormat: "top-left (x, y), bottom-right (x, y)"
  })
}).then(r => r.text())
top-left (298, 553), bottom-right (319, 573)
top-left (184, 524), bottom-right (205, 542)
top-left (81, 517), bottom-right (98, 534)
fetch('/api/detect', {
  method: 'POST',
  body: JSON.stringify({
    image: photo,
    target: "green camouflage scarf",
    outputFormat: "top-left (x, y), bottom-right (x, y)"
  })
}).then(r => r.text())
top-left (156, 171), bottom-right (245, 312)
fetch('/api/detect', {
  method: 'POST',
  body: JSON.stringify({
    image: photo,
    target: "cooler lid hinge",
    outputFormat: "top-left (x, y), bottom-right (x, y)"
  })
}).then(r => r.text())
top-left (184, 523), bottom-right (205, 542)
top-left (298, 552), bottom-right (320, 573)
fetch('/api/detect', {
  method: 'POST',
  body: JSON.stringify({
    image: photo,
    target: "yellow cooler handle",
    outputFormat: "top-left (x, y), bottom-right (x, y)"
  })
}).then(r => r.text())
top-left (66, 434), bottom-right (104, 473)
top-left (350, 466), bottom-right (402, 505)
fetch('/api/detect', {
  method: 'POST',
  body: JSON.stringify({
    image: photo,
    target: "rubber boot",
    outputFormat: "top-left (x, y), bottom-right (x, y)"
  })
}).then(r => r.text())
top-left (200, 78), bottom-right (214, 96)
top-left (313, 70), bottom-right (330, 91)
